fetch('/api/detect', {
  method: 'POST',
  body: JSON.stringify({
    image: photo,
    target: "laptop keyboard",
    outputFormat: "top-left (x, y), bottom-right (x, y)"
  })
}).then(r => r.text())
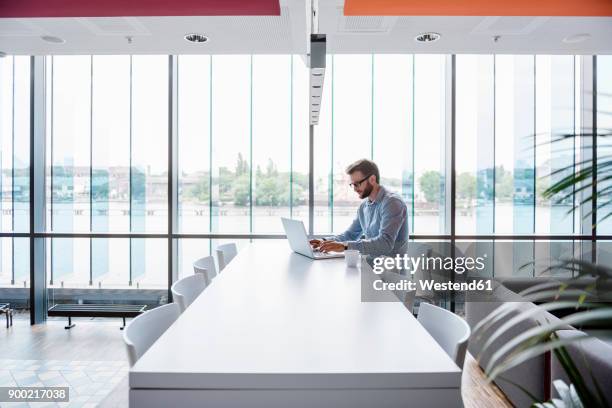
top-left (314, 250), bottom-right (342, 257)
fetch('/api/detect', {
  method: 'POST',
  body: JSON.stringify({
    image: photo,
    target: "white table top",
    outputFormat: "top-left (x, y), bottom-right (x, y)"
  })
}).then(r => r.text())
top-left (130, 241), bottom-right (461, 390)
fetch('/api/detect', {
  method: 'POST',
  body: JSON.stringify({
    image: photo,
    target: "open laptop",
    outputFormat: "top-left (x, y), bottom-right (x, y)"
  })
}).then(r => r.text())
top-left (281, 218), bottom-right (344, 260)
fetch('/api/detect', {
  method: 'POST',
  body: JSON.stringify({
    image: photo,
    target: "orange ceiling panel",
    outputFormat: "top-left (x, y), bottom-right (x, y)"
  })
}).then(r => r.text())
top-left (344, 0), bottom-right (612, 16)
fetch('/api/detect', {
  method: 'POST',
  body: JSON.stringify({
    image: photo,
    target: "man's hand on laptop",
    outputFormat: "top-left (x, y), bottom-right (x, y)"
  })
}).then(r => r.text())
top-left (309, 239), bottom-right (322, 249)
top-left (318, 241), bottom-right (346, 253)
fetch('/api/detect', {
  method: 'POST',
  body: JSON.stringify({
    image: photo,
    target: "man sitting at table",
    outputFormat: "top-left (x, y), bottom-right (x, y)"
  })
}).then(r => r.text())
top-left (310, 159), bottom-right (408, 260)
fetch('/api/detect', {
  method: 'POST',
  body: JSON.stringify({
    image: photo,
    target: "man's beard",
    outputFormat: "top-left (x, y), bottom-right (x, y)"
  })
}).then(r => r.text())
top-left (359, 182), bottom-right (373, 199)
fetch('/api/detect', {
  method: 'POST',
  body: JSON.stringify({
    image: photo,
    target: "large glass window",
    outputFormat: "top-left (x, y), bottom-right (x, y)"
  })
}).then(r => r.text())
top-left (456, 55), bottom-right (495, 235)
top-left (178, 55), bottom-right (212, 234)
top-left (177, 55), bottom-right (309, 237)
top-left (130, 56), bottom-right (168, 285)
top-left (330, 55), bottom-right (373, 233)
top-left (1, 53), bottom-right (608, 316)
top-left (91, 56), bottom-right (131, 285)
top-left (316, 55), bottom-right (447, 236)
top-left (535, 56), bottom-right (577, 235)
top-left (0, 56), bottom-right (30, 288)
top-left (46, 55), bottom-right (168, 290)
top-left (456, 55), bottom-right (580, 236)
top-left (91, 56), bottom-right (131, 233)
top-left (48, 56), bottom-right (91, 287)
top-left (597, 56), bottom-right (612, 234)
top-left (494, 56), bottom-right (535, 234)
top-left (45, 237), bottom-right (166, 296)
top-left (372, 55), bottom-right (413, 220)
top-left (131, 55), bottom-right (169, 234)
top-left (211, 55), bottom-right (252, 234)
top-left (412, 55), bottom-right (447, 234)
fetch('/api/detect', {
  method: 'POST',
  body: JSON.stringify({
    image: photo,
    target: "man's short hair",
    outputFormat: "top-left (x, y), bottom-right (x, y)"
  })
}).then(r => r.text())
top-left (345, 159), bottom-right (380, 183)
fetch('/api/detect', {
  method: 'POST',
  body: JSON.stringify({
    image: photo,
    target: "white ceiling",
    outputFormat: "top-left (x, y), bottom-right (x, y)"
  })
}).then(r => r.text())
top-left (321, 9), bottom-right (612, 54)
top-left (1, 0), bottom-right (611, 56)
top-left (0, 0), bottom-right (309, 55)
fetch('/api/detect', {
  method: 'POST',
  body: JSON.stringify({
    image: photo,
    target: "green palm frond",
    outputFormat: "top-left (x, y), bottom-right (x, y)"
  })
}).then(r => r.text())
top-left (540, 130), bottom-right (612, 223)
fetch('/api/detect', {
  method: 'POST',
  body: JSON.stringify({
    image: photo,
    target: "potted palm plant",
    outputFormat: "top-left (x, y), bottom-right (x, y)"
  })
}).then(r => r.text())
top-left (471, 128), bottom-right (612, 408)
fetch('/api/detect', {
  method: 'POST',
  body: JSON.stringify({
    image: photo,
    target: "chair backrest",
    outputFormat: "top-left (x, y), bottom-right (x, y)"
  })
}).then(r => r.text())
top-left (405, 245), bottom-right (434, 300)
top-left (380, 270), bottom-right (416, 312)
top-left (216, 243), bottom-right (237, 271)
top-left (417, 302), bottom-right (471, 368)
top-left (193, 256), bottom-right (217, 286)
top-left (123, 303), bottom-right (180, 367)
top-left (171, 273), bottom-right (207, 313)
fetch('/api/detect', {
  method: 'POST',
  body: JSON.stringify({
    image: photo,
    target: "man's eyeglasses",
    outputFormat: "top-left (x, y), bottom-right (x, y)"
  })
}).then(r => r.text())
top-left (349, 175), bottom-right (372, 189)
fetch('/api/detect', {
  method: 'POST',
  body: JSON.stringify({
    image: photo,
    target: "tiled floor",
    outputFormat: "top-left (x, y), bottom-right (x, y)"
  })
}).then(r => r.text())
top-left (0, 359), bottom-right (127, 408)
top-left (1, 314), bottom-right (129, 408)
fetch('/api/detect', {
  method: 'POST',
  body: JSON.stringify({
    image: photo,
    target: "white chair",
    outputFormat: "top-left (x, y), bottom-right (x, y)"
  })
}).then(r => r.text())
top-left (417, 302), bottom-right (471, 368)
top-left (171, 273), bottom-right (207, 313)
top-left (123, 303), bottom-right (180, 367)
top-left (193, 256), bottom-right (217, 286)
top-left (407, 244), bottom-right (435, 303)
top-left (380, 270), bottom-right (416, 312)
top-left (216, 243), bottom-right (237, 271)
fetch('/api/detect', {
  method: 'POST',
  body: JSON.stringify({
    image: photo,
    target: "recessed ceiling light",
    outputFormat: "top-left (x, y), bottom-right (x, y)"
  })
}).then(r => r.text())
top-left (184, 33), bottom-right (209, 43)
top-left (41, 35), bottom-right (65, 44)
top-left (563, 33), bottom-right (591, 44)
top-left (415, 32), bottom-right (441, 43)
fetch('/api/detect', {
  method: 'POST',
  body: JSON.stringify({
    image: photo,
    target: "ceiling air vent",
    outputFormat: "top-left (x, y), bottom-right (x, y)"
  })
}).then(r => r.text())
top-left (415, 32), bottom-right (440, 43)
top-left (184, 33), bottom-right (209, 43)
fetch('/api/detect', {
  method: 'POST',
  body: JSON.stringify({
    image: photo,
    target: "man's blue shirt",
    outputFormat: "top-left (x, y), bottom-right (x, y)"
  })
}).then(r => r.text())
top-left (330, 186), bottom-right (408, 258)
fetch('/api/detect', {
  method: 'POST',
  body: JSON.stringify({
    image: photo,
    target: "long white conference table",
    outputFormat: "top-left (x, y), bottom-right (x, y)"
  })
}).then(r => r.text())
top-left (129, 242), bottom-right (462, 407)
